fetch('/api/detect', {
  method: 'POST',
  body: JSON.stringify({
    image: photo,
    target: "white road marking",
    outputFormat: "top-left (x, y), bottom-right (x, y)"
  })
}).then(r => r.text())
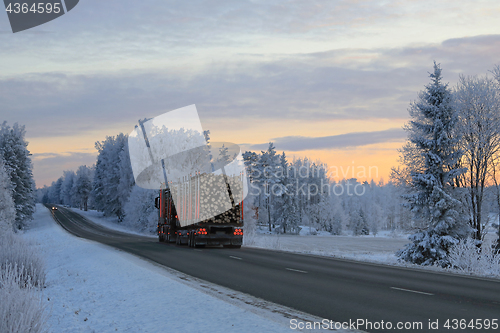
top-left (194, 249), bottom-right (203, 252)
top-left (229, 256), bottom-right (242, 260)
top-left (390, 287), bottom-right (434, 296)
top-left (286, 268), bottom-right (308, 274)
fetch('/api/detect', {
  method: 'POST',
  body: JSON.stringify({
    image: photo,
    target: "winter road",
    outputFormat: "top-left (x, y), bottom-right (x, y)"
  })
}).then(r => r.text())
top-left (47, 205), bottom-right (500, 332)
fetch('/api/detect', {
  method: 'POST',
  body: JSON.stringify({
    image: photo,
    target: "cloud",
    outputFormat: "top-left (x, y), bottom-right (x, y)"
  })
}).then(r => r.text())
top-left (250, 128), bottom-right (406, 151)
top-left (2, 34), bottom-right (500, 141)
top-left (31, 151), bottom-right (96, 187)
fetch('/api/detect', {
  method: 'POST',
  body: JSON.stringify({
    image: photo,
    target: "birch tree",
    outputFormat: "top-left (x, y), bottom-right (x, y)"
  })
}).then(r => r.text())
top-left (454, 74), bottom-right (500, 242)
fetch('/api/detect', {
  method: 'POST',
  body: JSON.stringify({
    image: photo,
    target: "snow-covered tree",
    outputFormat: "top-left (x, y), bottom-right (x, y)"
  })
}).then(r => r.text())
top-left (117, 140), bottom-right (134, 214)
top-left (122, 185), bottom-right (158, 234)
top-left (60, 170), bottom-right (75, 207)
top-left (73, 165), bottom-right (93, 211)
top-left (398, 63), bottom-right (469, 266)
top-left (0, 156), bottom-right (15, 234)
top-left (349, 207), bottom-right (369, 236)
top-left (48, 177), bottom-right (63, 204)
top-left (454, 74), bottom-right (500, 242)
top-left (257, 143), bottom-right (281, 231)
top-left (93, 134), bottom-right (128, 220)
top-left (0, 122), bottom-right (35, 229)
top-left (274, 152), bottom-right (300, 234)
top-left (309, 195), bottom-right (343, 235)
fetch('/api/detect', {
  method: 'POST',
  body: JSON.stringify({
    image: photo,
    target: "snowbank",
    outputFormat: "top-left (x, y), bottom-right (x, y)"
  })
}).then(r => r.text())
top-left (68, 207), bottom-right (156, 238)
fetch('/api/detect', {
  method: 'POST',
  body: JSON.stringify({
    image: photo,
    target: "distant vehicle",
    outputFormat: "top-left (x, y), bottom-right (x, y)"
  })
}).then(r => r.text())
top-left (52, 206), bottom-right (58, 211)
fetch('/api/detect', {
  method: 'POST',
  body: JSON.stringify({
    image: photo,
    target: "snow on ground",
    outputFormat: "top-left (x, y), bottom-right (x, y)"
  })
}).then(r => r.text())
top-left (25, 205), bottom-right (361, 333)
top-left (246, 227), bottom-right (410, 266)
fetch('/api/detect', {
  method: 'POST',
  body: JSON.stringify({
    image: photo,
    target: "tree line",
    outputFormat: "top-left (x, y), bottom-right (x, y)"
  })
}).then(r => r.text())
top-left (40, 130), bottom-right (416, 238)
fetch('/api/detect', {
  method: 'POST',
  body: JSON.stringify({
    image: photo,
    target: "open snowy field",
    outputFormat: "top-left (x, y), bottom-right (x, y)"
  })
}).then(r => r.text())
top-left (245, 232), bottom-right (409, 265)
top-left (25, 205), bottom-right (359, 333)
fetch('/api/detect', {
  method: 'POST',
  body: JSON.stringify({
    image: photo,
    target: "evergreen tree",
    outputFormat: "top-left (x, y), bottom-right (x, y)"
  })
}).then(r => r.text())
top-left (398, 63), bottom-right (469, 266)
top-left (0, 122), bottom-right (35, 229)
top-left (0, 156), bottom-right (15, 234)
top-left (92, 134), bottom-right (128, 220)
top-left (357, 208), bottom-right (370, 235)
top-left (48, 177), bottom-right (63, 204)
top-left (117, 140), bottom-right (134, 214)
top-left (348, 207), bottom-right (369, 236)
top-left (60, 170), bottom-right (75, 206)
top-left (73, 165), bottom-right (92, 211)
top-left (274, 152), bottom-right (299, 233)
top-left (259, 143), bottom-right (280, 231)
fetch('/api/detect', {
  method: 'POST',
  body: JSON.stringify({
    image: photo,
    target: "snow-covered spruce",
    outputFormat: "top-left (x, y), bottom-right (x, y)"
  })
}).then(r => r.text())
top-left (397, 62), bottom-right (469, 267)
top-left (0, 155), bottom-right (15, 234)
top-left (0, 122), bottom-right (36, 230)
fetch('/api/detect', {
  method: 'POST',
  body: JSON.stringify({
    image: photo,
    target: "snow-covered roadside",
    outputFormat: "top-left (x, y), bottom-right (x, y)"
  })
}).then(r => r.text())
top-left (68, 207), bottom-right (155, 238)
top-left (26, 205), bottom-right (357, 333)
top-left (244, 232), bottom-right (409, 266)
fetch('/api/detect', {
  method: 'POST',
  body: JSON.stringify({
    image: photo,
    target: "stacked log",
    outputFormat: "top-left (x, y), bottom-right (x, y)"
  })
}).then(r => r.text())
top-left (169, 172), bottom-right (243, 226)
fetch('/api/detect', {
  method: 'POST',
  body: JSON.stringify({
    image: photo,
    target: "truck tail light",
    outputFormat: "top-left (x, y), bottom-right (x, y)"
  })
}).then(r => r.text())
top-left (197, 228), bottom-right (207, 235)
top-left (234, 228), bottom-right (243, 236)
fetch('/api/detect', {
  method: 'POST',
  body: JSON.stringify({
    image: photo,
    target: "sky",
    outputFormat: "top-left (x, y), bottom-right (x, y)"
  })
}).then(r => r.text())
top-left (1, 0), bottom-right (500, 187)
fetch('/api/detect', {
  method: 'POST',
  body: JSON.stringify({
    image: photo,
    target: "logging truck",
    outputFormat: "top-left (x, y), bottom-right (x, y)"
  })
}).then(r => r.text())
top-left (155, 171), bottom-right (244, 248)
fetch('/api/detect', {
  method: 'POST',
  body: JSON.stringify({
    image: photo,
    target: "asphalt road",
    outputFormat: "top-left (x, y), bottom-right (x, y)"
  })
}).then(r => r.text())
top-left (47, 205), bottom-right (500, 332)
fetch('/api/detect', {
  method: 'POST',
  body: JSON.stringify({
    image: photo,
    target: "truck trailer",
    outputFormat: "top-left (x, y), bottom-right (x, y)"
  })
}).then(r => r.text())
top-left (155, 171), bottom-right (244, 248)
